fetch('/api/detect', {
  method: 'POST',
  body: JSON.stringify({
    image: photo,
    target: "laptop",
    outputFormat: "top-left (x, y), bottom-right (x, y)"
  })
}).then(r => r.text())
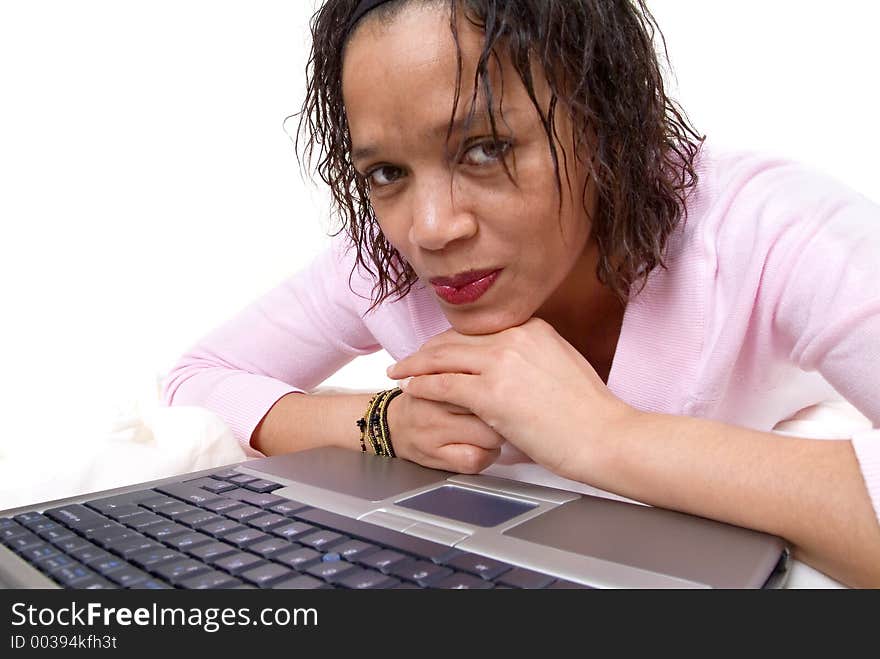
top-left (0, 446), bottom-right (790, 589)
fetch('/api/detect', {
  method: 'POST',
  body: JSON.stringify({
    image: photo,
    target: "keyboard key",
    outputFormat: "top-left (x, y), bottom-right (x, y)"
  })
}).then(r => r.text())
top-left (273, 547), bottom-right (322, 570)
top-left (388, 559), bottom-right (453, 587)
top-left (222, 528), bottom-right (270, 549)
top-left (16, 514), bottom-right (60, 534)
top-left (446, 553), bottom-right (513, 580)
top-left (223, 505), bottom-right (264, 522)
top-left (240, 563), bottom-right (294, 587)
top-left (103, 536), bottom-right (161, 559)
top-left (130, 579), bottom-right (172, 589)
top-left (271, 521), bottom-right (316, 541)
top-left (202, 498), bottom-right (246, 514)
top-left (183, 477), bottom-right (238, 494)
top-left (248, 537), bottom-right (295, 559)
top-left (186, 541), bottom-right (237, 562)
top-left (153, 559), bottom-right (211, 585)
top-left (272, 575), bottom-right (329, 589)
top-left (105, 566), bottom-right (151, 588)
top-left (432, 572), bottom-right (495, 589)
top-left (298, 529), bottom-right (346, 550)
top-left (13, 512), bottom-right (49, 527)
top-left (155, 502), bottom-right (200, 518)
top-left (496, 567), bottom-right (556, 589)
top-left (86, 491), bottom-right (162, 513)
top-left (305, 560), bottom-right (358, 582)
top-left (228, 474), bottom-right (258, 485)
top-left (85, 522), bottom-right (137, 544)
top-left (211, 468), bottom-right (245, 480)
top-left (36, 554), bottom-right (78, 573)
top-left (45, 504), bottom-right (108, 529)
top-left (243, 479), bottom-right (283, 493)
top-left (179, 570), bottom-right (242, 589)
top-left (247, 514), bottom-right (289, 531)
top-left (176, 510), bottom-right (222, 529)
top-left (103, 505), bottom-right (147, 521)
top-left (143, 521), bottom-right (190, 540)
top-left (155, 483), bottom-right (222, 506)
top-left (20, 543), bottom-right (60, 562)
top-left (8, 532), bottom-right (46, 553)
top-left (129, 547), bottom-right (185, 569)
top-left (212, 552), bottom-right (264, 575)
top-left (36, 527), bottom-right (76, 544)
top-left (122, 512), bottom-right (167, 530)
top-left (357, 549), bottom-right (409, 574)
top-left (334, 568), bottom-right (400, 589)
top-left (90, 555), bottom-right (128, 575)
top-left (268, 500), bottom-right (309, 516)
top-left (0, 521), bottom-right (28, 542)
top-left (71, 545), bottom-right (114, 566)
top-left (200, 519), bottom-right (245, 538)
top-left (140, 495), bottom-right (180, 511)
top-left (71, 576), bottom-right (117, 589)
top-left (52, 535), bottom-right (92, 554)
top-left (333, 539), bottom-right (380, 562)
top-left (94, 531), bottom-right (144, 550)
top-left (162, 532), bottom-right (213, 551)
top-left (52, 564), bottom-right (99, 587)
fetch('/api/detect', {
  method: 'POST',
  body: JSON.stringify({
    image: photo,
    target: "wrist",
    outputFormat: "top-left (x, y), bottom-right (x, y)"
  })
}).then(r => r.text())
top-left (562, 400), bottom-right (648, 484)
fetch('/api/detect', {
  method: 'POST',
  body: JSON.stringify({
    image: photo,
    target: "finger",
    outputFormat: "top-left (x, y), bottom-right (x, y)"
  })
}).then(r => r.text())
top-left (434, 444), bottom-right (501, 474)
top-left (393, 389), bottom-right (471, 415)
top-left (437, 400), bottom-right (473, 415)
top-left (401, 372), bottom-right (482, 412)
top-left (421, 329), bottom-right (487, 348)
top-left (388, 343), bottom-right (492, 379)
top-left (438, 414), bottom-right (505, 450)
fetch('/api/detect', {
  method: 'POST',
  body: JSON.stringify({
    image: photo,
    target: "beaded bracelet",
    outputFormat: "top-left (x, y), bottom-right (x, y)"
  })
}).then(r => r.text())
top-left (356, 387), bottom-right (403, 457)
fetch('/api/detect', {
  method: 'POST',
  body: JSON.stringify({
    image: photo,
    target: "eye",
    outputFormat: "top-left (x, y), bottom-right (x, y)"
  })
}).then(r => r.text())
top-left (461, 139), bottom-right (511, 166)
top-left (366, 165), bottom-right (405, 188)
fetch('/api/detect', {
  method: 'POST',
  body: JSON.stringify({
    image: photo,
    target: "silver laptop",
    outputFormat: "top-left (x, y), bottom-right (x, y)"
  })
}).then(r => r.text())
top-left (0, 446), bottom-right (790, 589)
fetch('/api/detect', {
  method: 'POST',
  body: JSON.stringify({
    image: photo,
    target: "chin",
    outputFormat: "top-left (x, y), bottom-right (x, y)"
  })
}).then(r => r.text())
top-left (443, 305), bottom-right (529, 336)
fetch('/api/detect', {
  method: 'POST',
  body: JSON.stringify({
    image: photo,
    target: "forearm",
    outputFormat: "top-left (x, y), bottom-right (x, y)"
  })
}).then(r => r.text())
top-left (251, 392), bottom-right (374, 456)
top-left (579, 412), bottom-right (880, 588)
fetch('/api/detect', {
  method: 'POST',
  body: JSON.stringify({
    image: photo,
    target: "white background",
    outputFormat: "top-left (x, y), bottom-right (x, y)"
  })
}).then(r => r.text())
top-left (1, 1), bottom-right (878, 450)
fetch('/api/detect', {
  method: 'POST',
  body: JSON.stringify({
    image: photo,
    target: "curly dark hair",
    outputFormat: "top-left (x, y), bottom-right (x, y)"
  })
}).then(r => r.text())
top-left (296, 0), bottom-right (704, 309)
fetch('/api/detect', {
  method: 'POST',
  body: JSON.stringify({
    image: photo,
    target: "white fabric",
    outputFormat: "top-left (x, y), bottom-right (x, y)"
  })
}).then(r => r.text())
top-left (0, 384), bottom-right (869, 589)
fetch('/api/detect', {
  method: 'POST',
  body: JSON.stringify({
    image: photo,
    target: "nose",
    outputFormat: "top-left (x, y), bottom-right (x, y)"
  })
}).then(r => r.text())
top-left (407, 178), bottom-right (477, 251)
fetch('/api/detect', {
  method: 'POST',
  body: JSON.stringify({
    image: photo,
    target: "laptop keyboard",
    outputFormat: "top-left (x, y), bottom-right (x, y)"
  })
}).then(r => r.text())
top-left (1, 469), bottom-right (589, 589)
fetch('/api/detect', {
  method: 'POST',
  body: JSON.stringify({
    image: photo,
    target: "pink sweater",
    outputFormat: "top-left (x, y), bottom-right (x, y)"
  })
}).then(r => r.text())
top-left (162, 145), bottom-right (880, 523)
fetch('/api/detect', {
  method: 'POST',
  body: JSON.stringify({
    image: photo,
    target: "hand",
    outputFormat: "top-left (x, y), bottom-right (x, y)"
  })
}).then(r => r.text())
top-left (385, 390), bottom-right (505, 474)
top-left (387, 318), bottom-right (637, 481)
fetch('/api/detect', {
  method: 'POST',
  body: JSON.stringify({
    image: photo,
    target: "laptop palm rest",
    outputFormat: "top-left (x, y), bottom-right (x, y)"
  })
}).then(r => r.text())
top-left (504, 496), bottom-right (787, 588)
top-left (247, 446), bottom-right (452, 501)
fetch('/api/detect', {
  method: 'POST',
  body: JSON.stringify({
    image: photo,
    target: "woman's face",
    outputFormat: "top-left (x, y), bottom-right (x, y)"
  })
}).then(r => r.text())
top-left (342, 5), bottom-right (596, 335)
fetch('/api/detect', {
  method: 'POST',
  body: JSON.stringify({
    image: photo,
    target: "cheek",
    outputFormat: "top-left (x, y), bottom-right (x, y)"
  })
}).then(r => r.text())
top-left (373, 206), bottom-right (410, 252)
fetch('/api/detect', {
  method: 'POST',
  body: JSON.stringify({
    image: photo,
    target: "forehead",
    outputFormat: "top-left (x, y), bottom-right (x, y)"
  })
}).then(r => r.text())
top-left (343, 7), bottom-right (474, 124)
top-left (341, 6), bottom-right (543, 148)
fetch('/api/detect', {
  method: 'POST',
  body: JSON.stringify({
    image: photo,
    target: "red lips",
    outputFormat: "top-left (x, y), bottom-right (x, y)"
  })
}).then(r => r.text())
top-left (429, 269), bottom-right (501, 305)
top-left (429, 269), bottom-right (499, 288)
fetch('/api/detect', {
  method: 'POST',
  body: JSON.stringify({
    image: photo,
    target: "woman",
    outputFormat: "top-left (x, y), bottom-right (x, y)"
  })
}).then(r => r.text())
top-left (163, 0), bottom-right (880, 586)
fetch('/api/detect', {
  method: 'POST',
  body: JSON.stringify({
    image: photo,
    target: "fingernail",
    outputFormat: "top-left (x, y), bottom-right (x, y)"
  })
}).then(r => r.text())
top-left (397, 377), bottom-right (412, 390)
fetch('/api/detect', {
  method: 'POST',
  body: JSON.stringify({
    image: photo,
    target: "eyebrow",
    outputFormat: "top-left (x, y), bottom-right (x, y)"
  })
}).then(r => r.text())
top-left (350, 106), bottom-right (524, 165)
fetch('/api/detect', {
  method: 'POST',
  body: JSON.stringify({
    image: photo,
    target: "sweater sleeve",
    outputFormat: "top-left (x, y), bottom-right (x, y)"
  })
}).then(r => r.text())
top-left (755, 168), bottom-right (880, 521)
top-left (160, 236), bottom-right (381, 453)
